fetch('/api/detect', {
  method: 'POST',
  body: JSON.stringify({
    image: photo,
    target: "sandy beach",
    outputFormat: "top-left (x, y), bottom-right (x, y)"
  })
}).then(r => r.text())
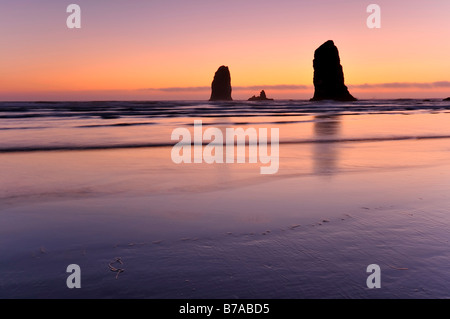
top-left (1, 107), bottom-right (450, 299)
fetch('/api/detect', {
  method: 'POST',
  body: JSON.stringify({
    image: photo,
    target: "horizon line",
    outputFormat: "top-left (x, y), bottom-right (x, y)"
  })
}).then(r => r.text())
top-left (140, 81), bottom-right (450, 92)
top-left (2, 81), bottom-right (449, 96)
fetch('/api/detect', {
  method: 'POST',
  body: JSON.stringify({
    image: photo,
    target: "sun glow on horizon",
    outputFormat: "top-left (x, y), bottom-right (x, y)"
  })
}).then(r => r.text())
top-left (0, 0), bottom-right (449, 100)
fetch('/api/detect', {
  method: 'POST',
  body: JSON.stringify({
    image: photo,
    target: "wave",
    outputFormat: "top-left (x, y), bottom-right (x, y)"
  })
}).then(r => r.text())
top-left (2, 134), bottom-right (450, 153)
top-left (0, 126), bottom-right (49, 130)
top-left (1, 99), bottom-right (449, 120)
top-left (76, 122), bottom-right (156, 128)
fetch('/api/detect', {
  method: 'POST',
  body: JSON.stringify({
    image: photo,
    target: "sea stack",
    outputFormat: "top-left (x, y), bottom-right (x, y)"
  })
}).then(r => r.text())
top-left (311, 40), bottom-right (357, 102)
top-left (209, 66), bottom-right (232, 101)
top-left (444, 97), bottom-right (450, 101)
top-left (248, 90), bottom-right (274, 101)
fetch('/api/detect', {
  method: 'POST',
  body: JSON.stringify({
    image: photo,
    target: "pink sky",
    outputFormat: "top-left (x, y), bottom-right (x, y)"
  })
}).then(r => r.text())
top-left (1, 0), bottom-right (449, 100)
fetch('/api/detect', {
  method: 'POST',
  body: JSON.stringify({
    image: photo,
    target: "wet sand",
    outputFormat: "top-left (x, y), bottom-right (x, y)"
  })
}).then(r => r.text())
top-left (1, 128), bottom-right (450, 298)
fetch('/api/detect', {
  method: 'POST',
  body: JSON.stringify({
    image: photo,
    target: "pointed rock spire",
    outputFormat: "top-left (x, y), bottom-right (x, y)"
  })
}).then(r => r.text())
top-left (209, 66), bottom-right (232, 101)
top-left (311, 40), bottom-right (356, 101)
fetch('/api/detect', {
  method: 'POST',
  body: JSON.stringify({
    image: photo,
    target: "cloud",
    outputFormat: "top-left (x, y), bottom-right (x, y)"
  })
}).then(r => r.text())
top-left (138, 86), bottom-right (209, 92)
top-left (349, 81), bottom-right (450, 89)
top-left (139, 84), bottom-right (312, 92)
top-left (136, 81), bottom-right (450, 94)
top-left (235, 85), bottom-right (311, 91)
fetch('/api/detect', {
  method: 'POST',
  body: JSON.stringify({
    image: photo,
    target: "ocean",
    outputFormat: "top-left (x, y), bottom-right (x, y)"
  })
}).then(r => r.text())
top-left (1, 99), bottom-right (450, 299)
top-left (1, 99), bottom-right (450, 152)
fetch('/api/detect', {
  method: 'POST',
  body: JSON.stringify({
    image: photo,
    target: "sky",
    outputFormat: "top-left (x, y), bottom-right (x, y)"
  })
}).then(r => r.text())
top-left (0, 0), bottom-right (449, 100)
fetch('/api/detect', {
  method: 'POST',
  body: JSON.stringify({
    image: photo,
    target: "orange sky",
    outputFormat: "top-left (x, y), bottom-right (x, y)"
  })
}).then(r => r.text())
top-left (1, 0), bottom-right (449, 100)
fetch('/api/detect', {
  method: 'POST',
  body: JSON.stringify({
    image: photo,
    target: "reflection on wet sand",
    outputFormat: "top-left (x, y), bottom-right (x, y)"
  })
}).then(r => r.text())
top-left (313, 115), bottom-right (341, 176)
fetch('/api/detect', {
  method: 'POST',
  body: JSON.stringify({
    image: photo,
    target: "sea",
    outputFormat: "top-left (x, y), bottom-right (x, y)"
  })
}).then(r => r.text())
top-left (1, 99), bottom-right (450, 299)
top-left (1, 99), bottom-right (450, 152)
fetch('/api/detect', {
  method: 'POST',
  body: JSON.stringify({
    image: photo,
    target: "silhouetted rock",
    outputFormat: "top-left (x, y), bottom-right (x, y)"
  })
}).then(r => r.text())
top-left (248, 90), bottom-right (274, 101)
top-left (209, 66), bottom-right (232, 101)
top-left (444, 97), bottom-right (450, 101)
top-left (311, 40), bottom-right (357, 102)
